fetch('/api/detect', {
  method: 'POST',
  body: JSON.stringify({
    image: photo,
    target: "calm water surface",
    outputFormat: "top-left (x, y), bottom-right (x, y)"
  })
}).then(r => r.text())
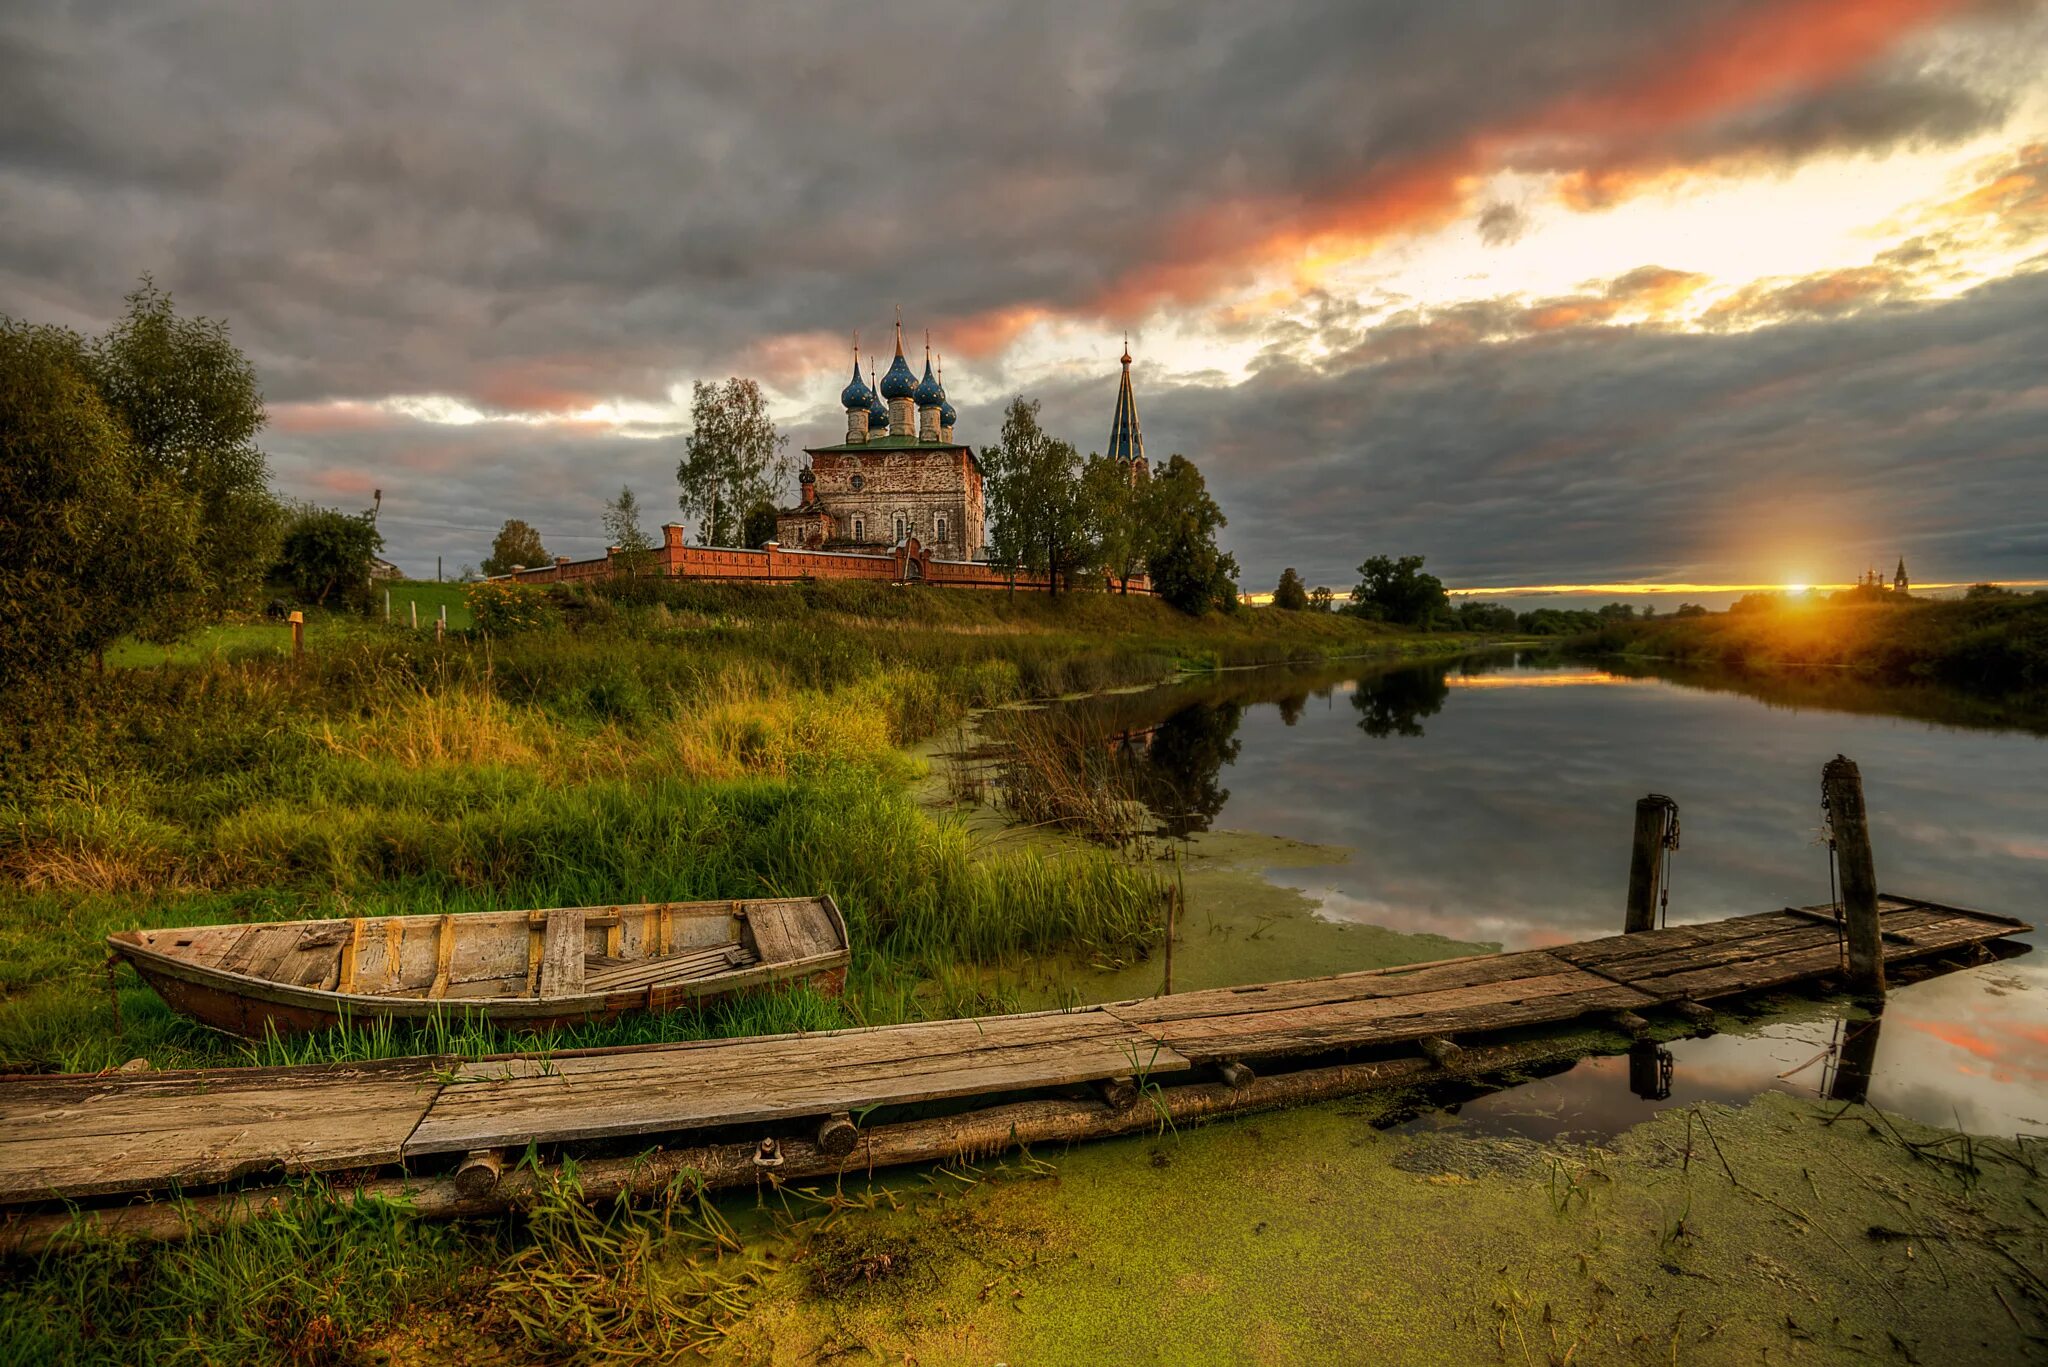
top-left (1039, 653), bottom-right (2047, 1137)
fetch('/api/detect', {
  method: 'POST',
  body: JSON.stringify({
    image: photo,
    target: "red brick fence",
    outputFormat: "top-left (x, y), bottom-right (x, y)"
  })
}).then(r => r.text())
top-left (492, 524), bottom-right (1150, 594)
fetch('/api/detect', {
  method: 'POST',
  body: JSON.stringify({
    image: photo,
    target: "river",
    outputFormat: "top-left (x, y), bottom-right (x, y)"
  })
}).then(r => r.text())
top-left (966, 651), bottom-right (2046, 1139)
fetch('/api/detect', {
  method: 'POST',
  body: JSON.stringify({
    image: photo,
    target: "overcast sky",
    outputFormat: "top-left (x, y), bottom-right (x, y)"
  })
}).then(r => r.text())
top-left (4, 1), bottom-right (2045, 596)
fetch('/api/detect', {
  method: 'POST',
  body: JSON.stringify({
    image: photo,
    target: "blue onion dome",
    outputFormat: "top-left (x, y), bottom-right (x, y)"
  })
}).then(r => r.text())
top-left (913, 355), bottom-right (944, 408)
top-left (838, 353), bottom-right (871, 411)
top-left (878, 338), bottom-right (919, 401)
top-left (866, 367), bottom-right (890, 431)
top-left (939, 394), bottom-right (957, 428)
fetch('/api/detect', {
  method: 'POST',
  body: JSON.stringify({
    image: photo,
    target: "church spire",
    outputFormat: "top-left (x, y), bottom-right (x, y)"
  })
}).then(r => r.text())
top-left (1106, 335), bottom-right (1145, 483)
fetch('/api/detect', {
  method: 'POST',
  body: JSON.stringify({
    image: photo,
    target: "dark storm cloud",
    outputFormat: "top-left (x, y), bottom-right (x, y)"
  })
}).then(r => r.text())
top-left (0, 0), bottom-right (2023, 406)
top-left (3, 1), bottom-right (2041, 584)
top-left (1096, 268), bottom-right (2048, 594)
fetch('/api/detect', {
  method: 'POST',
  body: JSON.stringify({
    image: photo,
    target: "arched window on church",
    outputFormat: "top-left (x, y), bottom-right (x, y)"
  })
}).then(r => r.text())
top-left (936, 514), bottom-right (948, 544)
top-left (893, 514), bottom-right (906, 544)
top-left (852, 517), bottom-right (864, 542)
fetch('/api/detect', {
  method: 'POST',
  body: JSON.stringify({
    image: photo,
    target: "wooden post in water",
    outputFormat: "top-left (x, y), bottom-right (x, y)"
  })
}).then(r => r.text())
top-left (1823, 755), bottom-right (1885, 995)
top-left (1624, 796), bottom-right (1668, 933)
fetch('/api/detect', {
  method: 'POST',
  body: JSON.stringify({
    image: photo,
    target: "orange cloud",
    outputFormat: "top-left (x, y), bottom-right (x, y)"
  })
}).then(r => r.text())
top-left (1705, 265), bottom-right (1908, 325)
top-left (468, 368), bottom-right (608, 415)
top-left (1934, 141), bottom-right (2048, 237)
top-left (1089, 0), bottom-right (1966, 321)
top-left (270, 400), bottom-right (398, 436)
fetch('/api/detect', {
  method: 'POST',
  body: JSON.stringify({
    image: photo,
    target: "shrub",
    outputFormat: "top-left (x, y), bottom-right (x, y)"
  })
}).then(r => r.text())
top-left (465, 581), bottom-right (559, 636)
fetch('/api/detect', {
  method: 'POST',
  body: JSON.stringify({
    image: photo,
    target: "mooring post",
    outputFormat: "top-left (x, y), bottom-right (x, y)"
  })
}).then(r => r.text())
top-left (1823, 755), bottom-right (1885, 995)
top-left (1624, 796), bottom-right (1668, 933)
top-left (1162, 875), bottom-right (1177, 997)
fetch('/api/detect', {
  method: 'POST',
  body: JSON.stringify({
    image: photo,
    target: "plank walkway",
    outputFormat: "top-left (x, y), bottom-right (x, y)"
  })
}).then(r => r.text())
top-left (0, 896), bottom-right (2027, 1207)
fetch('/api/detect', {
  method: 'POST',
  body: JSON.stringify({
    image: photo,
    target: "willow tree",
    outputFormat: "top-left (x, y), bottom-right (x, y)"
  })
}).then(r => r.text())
top-left (982, 397), bottom-right (1091, 596)
top-left (676, 378), bottom-right (787, 547)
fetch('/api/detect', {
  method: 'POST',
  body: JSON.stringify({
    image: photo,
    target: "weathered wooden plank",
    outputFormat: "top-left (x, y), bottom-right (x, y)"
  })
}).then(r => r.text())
top-left (406, 1010), bottom-right (1186, 1155)
top-left (0, 1059), bottom-right (447, 1202)
top-left (1108, 972), bottom-right (1656, 1062)
top-left (1108, 949), bottom-right (1576, 1025)
top-left (537, 909), bottom-right (585, 1000)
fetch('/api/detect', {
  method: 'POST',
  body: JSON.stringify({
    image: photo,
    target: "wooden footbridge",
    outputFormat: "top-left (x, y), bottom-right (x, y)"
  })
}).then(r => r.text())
top-left (0, 894), bottom-right (2028, 1248)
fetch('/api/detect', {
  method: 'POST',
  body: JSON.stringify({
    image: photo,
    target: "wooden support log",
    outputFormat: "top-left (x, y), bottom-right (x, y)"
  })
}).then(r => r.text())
top-left (1624, 795), bottom-right (1671, 933)
top-left (1094, 1076), bottom-right (1139, 1111)
top-left (0, 1035), bottom-right (1595, 1254)
top-left (453, 1150), bottom-right (505, 1198)
top-left (1609, 1010), bottom-right (1652, 1040)
top-left (1822, 755), bottom-right (1886, 996)
top-left (1673, 1000), bottom-right (1716, 1027)
top-left (1417, 1035), bottom-right (1467, 1071)
top-left (815, 1112), bottom-right (858, 1157)
top-left (1217, 1059), bottom-right (1254, 1089)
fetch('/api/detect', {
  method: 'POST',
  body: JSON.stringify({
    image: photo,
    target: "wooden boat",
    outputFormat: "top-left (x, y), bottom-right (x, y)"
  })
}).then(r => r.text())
top-left (107, 897), bottom-right (850, 1038)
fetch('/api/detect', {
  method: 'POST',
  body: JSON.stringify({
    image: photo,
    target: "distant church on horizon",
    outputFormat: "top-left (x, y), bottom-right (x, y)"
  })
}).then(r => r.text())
top-left (775, 323), bottom-right (1149, 561)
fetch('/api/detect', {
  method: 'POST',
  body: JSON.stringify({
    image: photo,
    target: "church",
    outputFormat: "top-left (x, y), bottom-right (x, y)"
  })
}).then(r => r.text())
top-left (775, 324), bottom-right (1151, 562)
top-left (775, 321), bottom-right (983, 560)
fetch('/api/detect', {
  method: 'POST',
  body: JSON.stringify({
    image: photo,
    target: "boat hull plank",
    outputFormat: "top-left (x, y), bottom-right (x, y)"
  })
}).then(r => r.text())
top-left (537, 908), bottom-right (586, 1000)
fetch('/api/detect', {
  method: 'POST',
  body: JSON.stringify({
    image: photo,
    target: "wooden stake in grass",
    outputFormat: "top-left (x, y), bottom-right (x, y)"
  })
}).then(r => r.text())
top-left (288, 610), bottom-right (304, 657)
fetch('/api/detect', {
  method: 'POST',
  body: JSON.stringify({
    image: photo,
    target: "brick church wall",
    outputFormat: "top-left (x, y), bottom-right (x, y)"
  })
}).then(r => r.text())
top-left (787, 447), bottom-right (979, 560)
top-left (493, 525), bottom-right (1149, 595)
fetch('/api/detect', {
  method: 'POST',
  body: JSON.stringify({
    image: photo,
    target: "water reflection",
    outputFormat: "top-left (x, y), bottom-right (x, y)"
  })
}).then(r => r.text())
top-left (1026, 652), bottom-right (2045, 1135)
top-left (1351, 664), bottom-right (1449, 738)
top-left (1124, 701), bottom-right (1243, 838)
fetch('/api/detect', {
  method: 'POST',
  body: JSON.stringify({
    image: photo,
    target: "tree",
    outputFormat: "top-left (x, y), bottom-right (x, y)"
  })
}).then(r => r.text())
top-left (1346, 555), bottom-right (1447, 628)
top-left (741, 499), bottom-right (779, 549)
top-left (603, 486), bottom-right (657, 576)
top-left (1674, 602), bottom-right (1709, 617)
top-left (1273, 567), bottom-right (1309, 611)
top-left (1309, 585), bottom-right (1334, 612)
top-left (677, 378), bottom-right (787, 547)
top-left (982, 397), bottom-right (1092, 596)
top-left (89, 278), bottom-right (278, 627)
top-left (1, 318), bottom-right (203, 692)
top-left (1081, 452), bottom-right (1147, 593)
top-left (1146, 454), bottom-right (1238, 616)
top-left (482, 519), bottom-right (549, 577)
top-left (277, 506), bottom-right (382, 609)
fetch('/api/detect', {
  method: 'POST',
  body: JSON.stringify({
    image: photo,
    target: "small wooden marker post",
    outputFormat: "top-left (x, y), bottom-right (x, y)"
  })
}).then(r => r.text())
top-left (288, 610), bottom-right (304, 657)
top-left (1624, 796), bottom-right (1671, 933)
top-left (1823, 755), bottom-right (1885, 996)
top-left (384, 588), bottom-right (391, 622)
top-left (409, 600), bottom-right (418, 629)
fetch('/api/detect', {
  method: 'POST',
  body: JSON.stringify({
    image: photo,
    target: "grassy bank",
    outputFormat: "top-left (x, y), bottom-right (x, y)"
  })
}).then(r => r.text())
top-left (1, 581), bottom-right (1467, 1073)
top-left (0, 584), bottom-right (1492, 1363)
top-left (1581, 593), bottom-right (2048, 693)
